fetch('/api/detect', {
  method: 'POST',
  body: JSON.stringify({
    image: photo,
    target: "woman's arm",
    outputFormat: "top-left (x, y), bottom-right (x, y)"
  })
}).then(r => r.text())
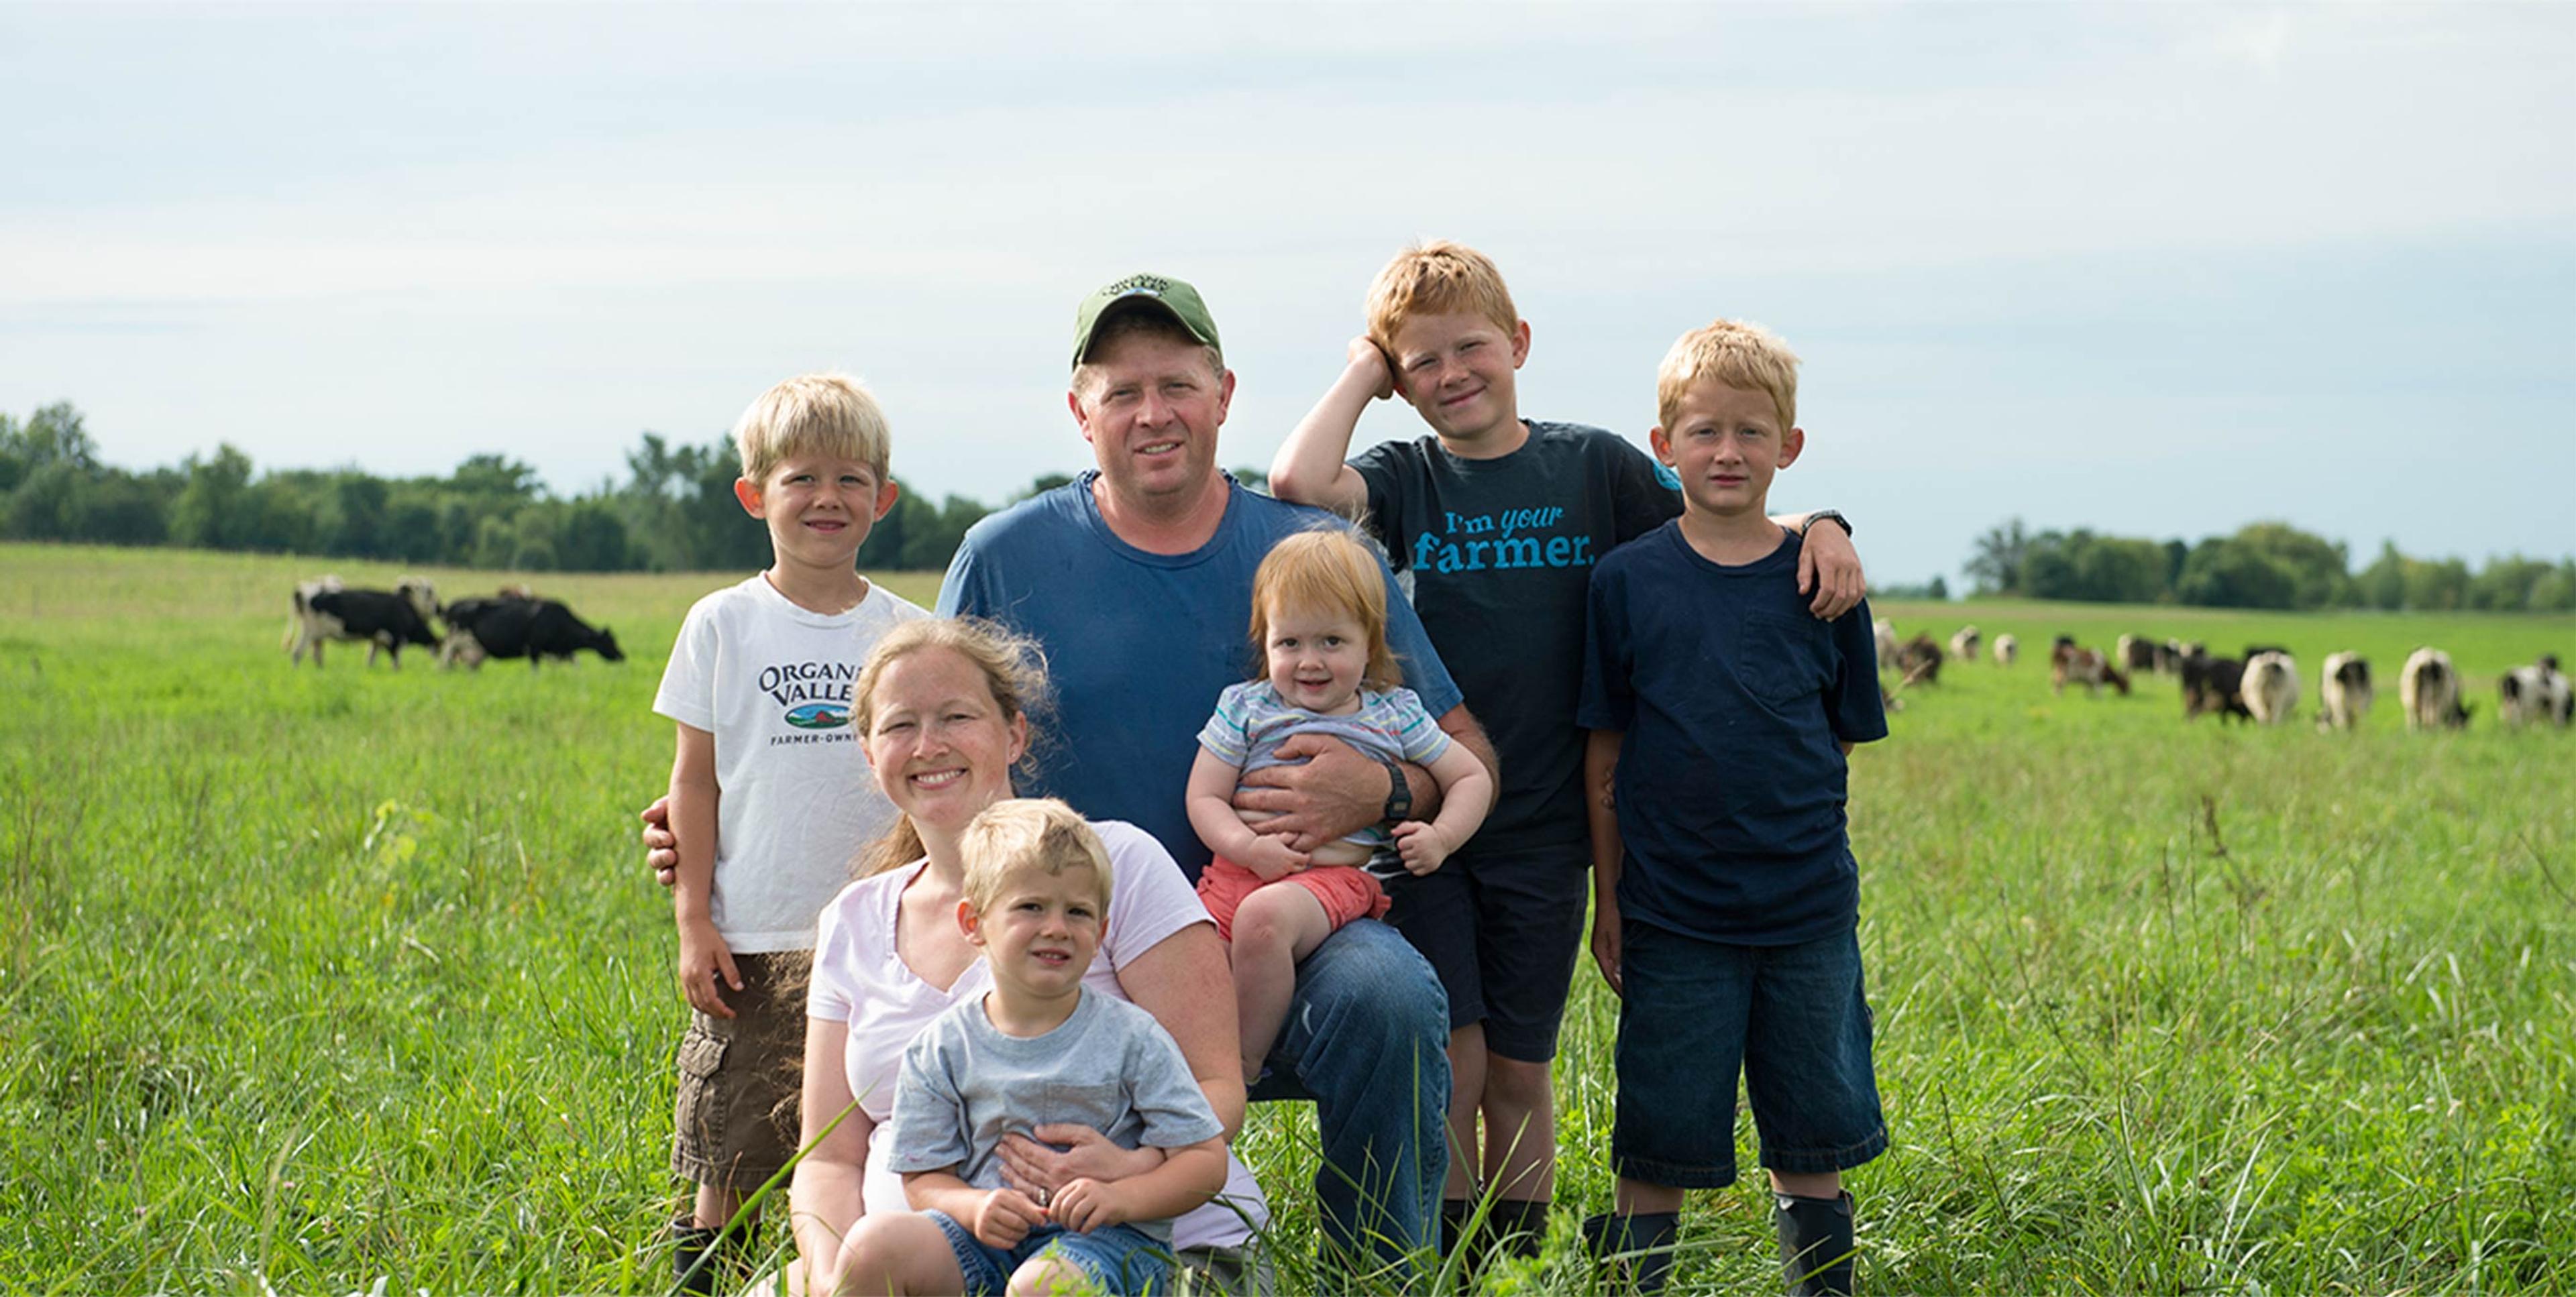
top-left (1049, 1137), bottom-right (1230, 1234)
top-left (1118, 923), bottom-right (1247, 1137)
top-left (787, 1017), bottom-right (875, 1292)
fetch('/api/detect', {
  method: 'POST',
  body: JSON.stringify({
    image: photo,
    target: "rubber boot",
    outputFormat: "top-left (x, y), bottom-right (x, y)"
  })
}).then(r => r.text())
top-left (1440, 1198), bottom-right (1481, 1288)
top-left (1582, 1210), bottom-right (1680, 1294)
top-left (1772, 1192), bottom-right (1856, 1296)
top-left (669, 1215), bottom-right (724, 1296)
top-left (1487, 1198), bottom-right (1550, 1263)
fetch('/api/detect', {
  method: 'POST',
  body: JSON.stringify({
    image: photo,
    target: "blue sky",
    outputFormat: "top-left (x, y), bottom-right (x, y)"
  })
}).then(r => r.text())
top-left (4, 3), bottom-right (2570, 584)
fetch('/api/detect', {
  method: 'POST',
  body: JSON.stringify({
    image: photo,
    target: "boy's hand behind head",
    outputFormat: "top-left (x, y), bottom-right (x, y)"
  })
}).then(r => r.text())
top-left (1345, 336), bottom-right (1395, 402)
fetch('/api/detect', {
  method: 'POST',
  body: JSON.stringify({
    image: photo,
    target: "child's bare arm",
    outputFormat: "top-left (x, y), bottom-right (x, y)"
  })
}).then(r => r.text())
top-left (667, 722), bottom-right (737, 1018)
top-left (1585, 729), bottom-right (1626, 997)
top-left (1267, 337), bottom-right (1388, 513)
top-left (1186, 747), bottom-right (1309, 879)
top-left (1046, 1136), bottom-right (1230, 1234)
top-left (1391, 742), bottom-right (1497, 875)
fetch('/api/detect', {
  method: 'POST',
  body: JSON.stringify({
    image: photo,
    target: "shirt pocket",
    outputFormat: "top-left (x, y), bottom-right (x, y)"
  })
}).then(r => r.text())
top-left (1733, 613), bottom-right (1833, 710)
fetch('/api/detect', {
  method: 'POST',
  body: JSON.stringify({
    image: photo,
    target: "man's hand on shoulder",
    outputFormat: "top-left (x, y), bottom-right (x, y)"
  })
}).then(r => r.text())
top-left (1796, 515), bottom-right (1865, 620)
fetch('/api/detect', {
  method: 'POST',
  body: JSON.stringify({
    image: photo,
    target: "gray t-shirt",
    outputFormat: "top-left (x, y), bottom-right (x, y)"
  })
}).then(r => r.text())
top-left (887, 989), bottom-right (1225, 1242)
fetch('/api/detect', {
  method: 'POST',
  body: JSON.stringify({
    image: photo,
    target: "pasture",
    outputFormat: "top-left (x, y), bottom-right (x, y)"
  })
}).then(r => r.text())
top-left (5, 543), bottom-right (2573, 1294)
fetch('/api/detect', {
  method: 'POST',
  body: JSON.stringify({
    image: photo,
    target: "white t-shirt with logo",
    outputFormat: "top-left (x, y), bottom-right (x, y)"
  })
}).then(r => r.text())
top-left (653, 574), bottom-right (930, 952)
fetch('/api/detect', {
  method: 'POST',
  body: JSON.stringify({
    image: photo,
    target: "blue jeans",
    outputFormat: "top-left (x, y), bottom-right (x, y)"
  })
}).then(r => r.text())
top-left (1612, 921), bottom-right (1886, 1188)
top-left (922, 1210), bottom-right (1171, 1295)
top-left (1246, 917), bottom-right (1450, 1272)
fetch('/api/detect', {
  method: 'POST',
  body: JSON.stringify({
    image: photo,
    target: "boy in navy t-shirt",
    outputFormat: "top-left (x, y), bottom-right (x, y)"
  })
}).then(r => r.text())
top-left (1577, 319), bottom-right (1888, 1296)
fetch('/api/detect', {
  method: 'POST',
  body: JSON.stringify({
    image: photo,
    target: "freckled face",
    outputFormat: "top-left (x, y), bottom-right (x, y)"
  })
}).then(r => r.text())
top-left (1651, 381), bottom-right (1803, 519)
top-left (1387, 312), bottom-right (1529, 447)
top-left (737, 453), bottom-right (897, 572)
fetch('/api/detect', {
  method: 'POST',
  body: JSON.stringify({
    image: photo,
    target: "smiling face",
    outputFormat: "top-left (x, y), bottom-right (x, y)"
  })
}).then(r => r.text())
top-left (1650, 379), bottom-right (1805, 520)
top-left (1262, 597), bottom-right (1370, 716)
top-left (861, 645), bottom-right (1030, 836)
top-left (1070, 325), bottom-right (1234, 510)
top-left (735, 452), bottom-right (898, 575)
top-left (1386, 311), bottom-right (1530, 450)
top-left (961, 858), bottom-right (1106, 1001)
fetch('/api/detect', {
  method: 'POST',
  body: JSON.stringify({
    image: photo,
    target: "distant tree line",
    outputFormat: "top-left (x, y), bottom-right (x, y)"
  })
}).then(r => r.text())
top-left (1965, 516), bottom-right (2576, 612)
top-left (0, 401), bottom-right (1177, 573)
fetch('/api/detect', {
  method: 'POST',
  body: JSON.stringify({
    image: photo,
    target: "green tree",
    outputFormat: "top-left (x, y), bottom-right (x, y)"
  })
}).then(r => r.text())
top-left (1965, 518), bottom-right (2030, 595)
top-left (169, 445), bottom-right (256, 549)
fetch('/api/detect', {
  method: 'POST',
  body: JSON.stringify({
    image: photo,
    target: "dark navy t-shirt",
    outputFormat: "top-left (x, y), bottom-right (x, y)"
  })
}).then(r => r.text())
top-left (938, 473), bottom-right (1462, 881)
top-left (1576, 524), bottom-right (1887, 944)
top-left (1351, 421), bottom-right (1679, 853)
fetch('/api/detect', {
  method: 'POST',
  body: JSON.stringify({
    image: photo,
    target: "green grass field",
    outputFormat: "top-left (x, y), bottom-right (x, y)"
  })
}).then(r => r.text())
top-left (6, 543), bottom-right (2573, 1294)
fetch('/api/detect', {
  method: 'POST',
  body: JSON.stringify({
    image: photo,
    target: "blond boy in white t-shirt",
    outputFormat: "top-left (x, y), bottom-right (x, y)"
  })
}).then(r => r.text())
top-left (651, 372), bottom-right (928, 1293)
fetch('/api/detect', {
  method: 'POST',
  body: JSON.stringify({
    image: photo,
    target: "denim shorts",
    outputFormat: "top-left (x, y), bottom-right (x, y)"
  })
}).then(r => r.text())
top-left (1382, 844), bottom-right (1590, 1062)
top-left (924, 1210), bottom-right (1173, 1296)
top-left (1612, 921), bottom-right (1888, 1188)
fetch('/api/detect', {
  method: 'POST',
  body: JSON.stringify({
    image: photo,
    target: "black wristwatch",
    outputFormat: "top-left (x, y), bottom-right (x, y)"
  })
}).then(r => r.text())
top-left (1377, 754), bottom-right (1412, 824)
top-left (1801, 509), bottom-right (1853, 539)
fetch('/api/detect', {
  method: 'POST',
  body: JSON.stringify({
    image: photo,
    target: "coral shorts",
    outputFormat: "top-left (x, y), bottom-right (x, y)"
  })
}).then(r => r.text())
top-left (1195, 857), bottom-right (1392, 942)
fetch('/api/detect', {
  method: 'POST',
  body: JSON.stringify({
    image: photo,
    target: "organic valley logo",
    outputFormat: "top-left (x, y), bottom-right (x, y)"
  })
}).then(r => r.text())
top-left (785, 702), bottom-right (850, 730)
top-left (760, 661), bottom-right (857, 731)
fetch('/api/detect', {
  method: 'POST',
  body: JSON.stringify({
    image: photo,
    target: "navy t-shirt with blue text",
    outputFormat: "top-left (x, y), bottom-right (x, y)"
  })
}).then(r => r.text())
top-left (1576, 524), bottom-right (1887, 944)
top-left (938, 472), bottom-right (1463, 880)
top-left (1351, 421), bottom-right (1679, 853)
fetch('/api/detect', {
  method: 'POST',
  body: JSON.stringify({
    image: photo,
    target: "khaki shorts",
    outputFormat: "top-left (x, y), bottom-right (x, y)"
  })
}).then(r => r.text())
top-left (670, 950), bottom-right (807, 1191)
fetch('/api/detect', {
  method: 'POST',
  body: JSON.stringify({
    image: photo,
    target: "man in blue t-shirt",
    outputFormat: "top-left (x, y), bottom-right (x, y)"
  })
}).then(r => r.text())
top-left (939, 272), bottom-right (1493, 1276)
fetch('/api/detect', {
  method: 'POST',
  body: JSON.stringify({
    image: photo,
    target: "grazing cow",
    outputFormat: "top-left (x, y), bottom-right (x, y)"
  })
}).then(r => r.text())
top-left (1895, 633), bottom-right (1944, 685)
top-left (2318, 653), bottom-right (2372, 730)
top-left (282, 574), bottom-right (345, 665)
top-left (1950, 624), bottom-right (1981, 665)
top-left (1874, 619), bottom-right (1899, 673)
top-left (443, 598), bottom-right (625, 669)
top-left (2117, 634), bottom-right (2159, 675)
top-left (2240, 651), bottom-right (2299, 725)
top-left (2051, 637), bottom-right (2131, 697)
top-left (2498, 657), bottom-right (2571, 729)
top-left (2399, 647), bottom-right (2468, 731)
top-left (2180, 650), bottom-right (2253, 722)
top-left (437, 588), bottom-right (539, 669)
top-left (292, 577), bottom-right (440, 669)
top-left (1993, 633), bottom-right (2019, 667)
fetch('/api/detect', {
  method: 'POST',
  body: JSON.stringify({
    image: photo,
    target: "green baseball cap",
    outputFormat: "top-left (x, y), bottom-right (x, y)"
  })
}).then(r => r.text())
top-left (1070, 272), bottom-right (1222, 370)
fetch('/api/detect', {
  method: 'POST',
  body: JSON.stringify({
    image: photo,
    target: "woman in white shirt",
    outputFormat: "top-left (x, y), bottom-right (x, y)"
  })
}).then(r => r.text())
top-left (791, 618), bottom-right (1265, 1295)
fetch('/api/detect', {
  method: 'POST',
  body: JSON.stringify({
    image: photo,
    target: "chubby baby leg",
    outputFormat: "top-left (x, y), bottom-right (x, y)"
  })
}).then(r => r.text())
top-left (1230, 881), bottom-right (1336, 1080)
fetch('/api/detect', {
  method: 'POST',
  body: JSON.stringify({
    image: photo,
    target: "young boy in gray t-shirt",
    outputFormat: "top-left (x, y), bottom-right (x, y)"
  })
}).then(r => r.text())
top-left (858, 800), bottom-right (1227, 1297)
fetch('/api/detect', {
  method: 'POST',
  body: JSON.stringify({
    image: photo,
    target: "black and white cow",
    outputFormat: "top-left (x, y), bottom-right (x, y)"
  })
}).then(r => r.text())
top-left (2181, 650), bottom-right (2253, 723)
top-left (443, 598), bottom-right (625, 669)
top-left (288, 576), bottom-right (440, 669)
top-left (2241, 651), bottom-right (2299, 725)
top-left (2500, 657), bottom-right (2573, 728)
top-left (2318, 652), bottom-right (2373, 730)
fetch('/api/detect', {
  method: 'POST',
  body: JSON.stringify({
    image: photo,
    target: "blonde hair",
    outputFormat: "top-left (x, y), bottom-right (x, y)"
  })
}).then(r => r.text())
top-left (1248, 528), bottom-right (1402, 693)
top-left (1072, 313), bottom-right (1224, 404)
top-left (732, 372), bottom-right (894, 484)
top-left (1364, 239), bottom-right (1519, 353)
top-left (851, 618), bottom-right (1053, 879)
top-left (959, 798), bottom-right (1112, 914)
top-left (1657, 319), bottom-right (1801, 434)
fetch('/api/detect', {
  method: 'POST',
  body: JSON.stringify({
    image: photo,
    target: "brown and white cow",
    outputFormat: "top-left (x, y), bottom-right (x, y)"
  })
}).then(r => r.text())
top-left (2051, 636), bottom-right (2131, 697)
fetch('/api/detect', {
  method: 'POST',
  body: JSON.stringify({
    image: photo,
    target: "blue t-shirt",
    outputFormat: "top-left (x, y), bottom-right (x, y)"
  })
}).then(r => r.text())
top-left (1576, 523), bottom-right (1887, 944)
top-left (939, 472), bottom-right (1464, 879)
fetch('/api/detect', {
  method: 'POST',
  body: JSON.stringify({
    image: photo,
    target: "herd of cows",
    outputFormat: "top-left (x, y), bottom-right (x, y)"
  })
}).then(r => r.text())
top-left (270, 575), bottom-right (2571, 736)
top-left (282, 576), bottom-right (625, 671)
top-left (1874, 620), bottom-right (2573, 732)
